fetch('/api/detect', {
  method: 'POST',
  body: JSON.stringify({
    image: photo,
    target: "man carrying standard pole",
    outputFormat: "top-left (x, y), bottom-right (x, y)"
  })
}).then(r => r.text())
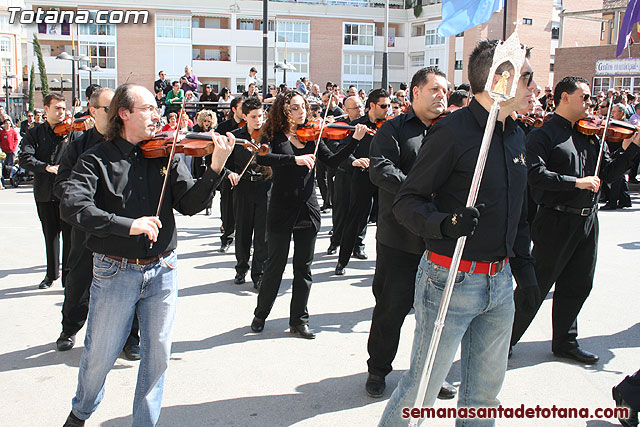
top-left (378, 36), bottom-right (539, 426)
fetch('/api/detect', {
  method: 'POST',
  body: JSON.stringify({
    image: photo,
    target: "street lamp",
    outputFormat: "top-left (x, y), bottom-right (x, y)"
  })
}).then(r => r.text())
top-left (51, 78), bottom-right (72, 96)
top-left (274, 61), bottom-right (296, 86)
top-left (79, 65), bottom-right (102, 87)
top-left (3, 70), bottom-right (18, 117)
top-left (56, 52), bottom-right (90, 102)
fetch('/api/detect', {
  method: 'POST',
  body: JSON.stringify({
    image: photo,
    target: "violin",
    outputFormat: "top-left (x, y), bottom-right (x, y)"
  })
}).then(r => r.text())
top-left (139, 131), bottom-right (269, 158)
top-left (575, 116), bottom-right (637, 143)
top-left (53, 116), bottom-right (93, 136)
top-left (515, 113), bottom-right (544, 128)
top-left (295, 118), bottom-right (384, 143)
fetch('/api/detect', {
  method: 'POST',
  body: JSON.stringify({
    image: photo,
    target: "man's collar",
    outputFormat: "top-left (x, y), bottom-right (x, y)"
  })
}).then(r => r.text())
top-left (112, 136), bottom-right (137, 157)
top-left (468, 98), bottom-right (517, 134)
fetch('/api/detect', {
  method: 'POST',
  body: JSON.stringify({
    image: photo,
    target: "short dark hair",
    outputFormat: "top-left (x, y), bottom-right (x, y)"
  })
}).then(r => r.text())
top-left (2, 118), bottom-right (10, 124)
top-left (399, 82), bottom-right (408, 91)
top-left (230, 96), bottom-right (244, 111)
top-left (89, 87), bottom-right (114, 108)
top-left (553, 76), bottom-right (588, 106)
top-left (241, 97), bottom-right (262, 115)
top-left (250, 67), bottom-right (257, 73)
top-left (448, 90), bottom-right (469, 107)
top-left (159, 70), bottom-right (165, 76)
top-left (468, 40), bottom-right (531, 95)
top-left (43, 93), bottom-right (65, 107)
top-left (86, 84), bottom-right (101, 100)
top-left (325, 81), bottom-right (333, 89)
top-left (105, 83), bottom-right (138, 141)
top-left (172, 81), bottom-right (180, 87)
top-left (457, 83), bottom-right (471, 91)
top-left (366, 88), bottom-right (390, 110)
top-left (409, 67), bottom-right (446, 102)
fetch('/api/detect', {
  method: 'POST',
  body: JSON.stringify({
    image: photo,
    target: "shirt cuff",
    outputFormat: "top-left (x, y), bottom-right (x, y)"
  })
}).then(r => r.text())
top-left (111, 215), bottom-right (135, 238)
top-left (561, 175), bottom-right (577, 190)
top-left (426, 212), bottom-right (450, 239)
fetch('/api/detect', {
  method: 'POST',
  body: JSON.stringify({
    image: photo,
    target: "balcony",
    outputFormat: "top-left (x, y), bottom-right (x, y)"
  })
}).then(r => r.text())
top-left (191, 28), bottom-right (274, 47)
top-left (374, 35), bottom-right (407, 51)
top-left (192, 59), bottom-right (237, 77)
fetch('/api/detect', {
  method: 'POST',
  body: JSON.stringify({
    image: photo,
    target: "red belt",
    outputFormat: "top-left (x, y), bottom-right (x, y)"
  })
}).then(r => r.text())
top-left (106, 251), bottom-right (172, 266)
top-left (428, 252), bottom-right (508, 275)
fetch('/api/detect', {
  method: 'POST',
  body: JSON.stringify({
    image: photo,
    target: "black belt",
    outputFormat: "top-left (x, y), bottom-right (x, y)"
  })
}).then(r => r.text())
top-left (242, 174), bottom-right (264, 182)
top-left (105, 250), bottom-right (172, 266)
top-left (545, 205), bottom-right (597, 217)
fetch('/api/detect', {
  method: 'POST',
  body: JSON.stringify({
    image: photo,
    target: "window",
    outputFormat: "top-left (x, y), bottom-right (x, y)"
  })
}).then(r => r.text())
top-left (455, 59), bottom-right (463, 70)
top-left (80, 78), bottom-right (116, 102)
top-left (277, 50), bottom-right (309, 73)
top-left (156, 17), bottom-right (190, 39)
top-left (343, 80), bottom-right (373, 93)
top-left (410, 54), bottom-right (424, 67)
top-left (549, 62), bottom-right (554, 72)
top-left (192, 18), bottom-right (200, 28)
top-left (429, 57), bottom-right (439, 66)
top-left (1, 58), bottom-right (11, 74)
top-left (79, 14), bottom-right (115, 36)
top-left (614, 77), bottom-right (633, 92)
top-left (238, 19), bottom-right (255, 30)
top-left (522, 18), bottom-right (532, 25)
top-left (343, 53), bottom-right (373, 75)
top-left (205, 18), bottom-right (221, 29)
top-left (344, 23), bottom-right (374, 46)
top-left (593, 77), bottom-right (611, 93)
top-left (411, 24), bottom-right (425, 37)
top-left (551, 26), bottom-right (559, 40)
top-left (425, 28), bottom-right (445, 46)
top-left (205, 49), bottom-right (220, 60)
top-left (277, 21), bottom-right (309, 43)
top-left (0, 39), bottom-right (9, 53)
top-left (601, 22), bottom-right (606, 41)
top-left (192, 48), bottom-right (201, 60)
top-left (79, 41), bottom-right (116, 69)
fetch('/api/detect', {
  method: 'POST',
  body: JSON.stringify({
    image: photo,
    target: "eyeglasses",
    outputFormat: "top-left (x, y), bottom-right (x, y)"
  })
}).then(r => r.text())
top-left (520, 71), bottom-right (534, 87)
top-left (392, 106), bottom-right (401, 110)
top-left (582, 94), bottom-right (591, 102)
top-left (377, 104), bottom-right (390, 109)
top-left (133, 105), bottom-right (159, 114)
top-left (94, 105), bottom-right (110, 112)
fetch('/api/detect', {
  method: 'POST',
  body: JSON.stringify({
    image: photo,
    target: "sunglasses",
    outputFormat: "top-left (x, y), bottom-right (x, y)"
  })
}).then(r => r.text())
top-left (377, 104), bottom-right (390, 109)
top-left (582, 94), bottom-right (591, 102)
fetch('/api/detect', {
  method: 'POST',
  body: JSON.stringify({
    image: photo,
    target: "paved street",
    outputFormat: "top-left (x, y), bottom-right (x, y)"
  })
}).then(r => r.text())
top-left (0, 184), bottom-right (639, 427)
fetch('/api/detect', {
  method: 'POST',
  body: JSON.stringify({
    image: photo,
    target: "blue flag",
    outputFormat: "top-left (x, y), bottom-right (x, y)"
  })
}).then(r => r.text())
top-left (438, 0), bottom-right (504, 38)
top-left (616, 0), bottom-right (640, 57)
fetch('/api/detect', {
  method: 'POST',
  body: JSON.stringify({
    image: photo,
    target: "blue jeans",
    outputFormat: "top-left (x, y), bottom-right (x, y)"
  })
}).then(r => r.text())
top-left (71, 252), bottom-right (178, 426)
top-left (379, 254), bottom-right (514, 427)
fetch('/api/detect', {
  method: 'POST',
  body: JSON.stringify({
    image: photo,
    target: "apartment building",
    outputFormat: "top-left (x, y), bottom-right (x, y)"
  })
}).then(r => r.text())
top-left (14, 0), bottom-right (602, 108)
top-left (1, 2), bottom-right (26, 118)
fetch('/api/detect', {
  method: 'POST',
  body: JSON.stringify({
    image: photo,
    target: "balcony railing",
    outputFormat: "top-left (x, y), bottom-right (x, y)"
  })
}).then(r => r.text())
top-left (261, 0), bottom-right (408, 9)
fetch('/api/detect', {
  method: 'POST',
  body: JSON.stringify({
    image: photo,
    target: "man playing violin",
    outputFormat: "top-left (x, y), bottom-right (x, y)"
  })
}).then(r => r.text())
top-left (52, 87), bottom-right (142, 359)
top-left (19, 93), bottom-right (82, 289)
top-left (511, 76), bottom-right (640, 364)
top-left (59, 84), bottom-right (234, 426)
top-left (334, 88), bottom-right (390, 275)
top-left (228, 97), bottom-right (271, 290)
top-left (215, 96), bottom-right (245, 251)
top-left (366, 67), bottom-right (456, 401)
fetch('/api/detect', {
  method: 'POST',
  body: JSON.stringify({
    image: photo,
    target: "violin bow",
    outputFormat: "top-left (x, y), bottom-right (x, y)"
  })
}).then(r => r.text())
top-left (312, 92), bottom-right (334, 158)
top-left (594, 95), bottom-right (615, 178)
top-left (150, 96), bottom-right (187, 249)
top-left (233, 124), bottom-right (264, 188)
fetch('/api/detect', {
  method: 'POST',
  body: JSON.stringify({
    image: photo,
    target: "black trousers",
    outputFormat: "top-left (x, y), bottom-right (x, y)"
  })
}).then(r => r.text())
top-left (2, 152), bottom-right (15, 179)
top-left (367, 242), bottom-right (421, 377)
top-left (316, 161), bottom-right (334, 208)
top-left (606, 176), bottom-right (631, 208)
top-left (511, 207), bottom-right (598, 352)
top-left (61, 228), bottom-right (139, 345)
top-left (617, 369), bottom-right (640, 411)
top-left (338, 168), bottom-right (376, 266)
top-left (220, 179), bottom-right (235, 245)
top-left (36, 201), bottom-right (71, 284)
top-left (254, 226), bottom-right (317, 326)
top-left (330, 169), bottom-right (365, 250)
top-left (233, 179), bottom-right (270, 283)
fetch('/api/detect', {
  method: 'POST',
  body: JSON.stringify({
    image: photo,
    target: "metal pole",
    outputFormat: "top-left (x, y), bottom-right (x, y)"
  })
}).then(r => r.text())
top-left (262, 0), bottom-right (268, 98)
top-left (382, 0), bottom-right (389, 91)
top-left (409, 100), bottom-right (501, 427)
top-left (503, 0), bottom-right (508, 41)
top-left (4, 69), bottom-right (8, 114)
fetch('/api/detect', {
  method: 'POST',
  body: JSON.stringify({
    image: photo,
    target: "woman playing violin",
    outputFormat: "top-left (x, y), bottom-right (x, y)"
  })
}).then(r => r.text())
top-left (250, 90), bottom-right (360, 338)
top-left (191, 109), bottom-right (218, 201)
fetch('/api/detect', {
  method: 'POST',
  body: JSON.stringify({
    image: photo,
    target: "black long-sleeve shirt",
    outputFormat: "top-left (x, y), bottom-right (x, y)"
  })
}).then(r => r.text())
top-left (54, 127), bottom-right (105, 201)
top-left (393, 99), bottom-right (536, 288)
top-left (257, 131), bottom-right (358, 233)
top-left (154, 78), bottom-right (171, 96)
top-left (526, 113), bottom-right (639, 209)
top-left (229, 126), bottom-right (269, 180)
top-left (59, 136), bottom-right (223, 259)
top-left (369, 109), bottom-right (429, 255)
top-left (19, 121), bottom-right (82, 202)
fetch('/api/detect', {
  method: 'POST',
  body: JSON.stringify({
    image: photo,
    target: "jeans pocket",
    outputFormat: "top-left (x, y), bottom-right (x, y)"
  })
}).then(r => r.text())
top-left (93, 258), bottom-right (121, 280)
top-left (428, 263), bottom-right (466, 290)
top-left (160, 253), bottom-right (177, 270)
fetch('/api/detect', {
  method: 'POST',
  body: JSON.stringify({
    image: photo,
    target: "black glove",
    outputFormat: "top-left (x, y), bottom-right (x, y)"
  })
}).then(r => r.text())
top-left (518, 284), bottom-right (541, 316)
top-left (440, 204), bottom-right (485, 239)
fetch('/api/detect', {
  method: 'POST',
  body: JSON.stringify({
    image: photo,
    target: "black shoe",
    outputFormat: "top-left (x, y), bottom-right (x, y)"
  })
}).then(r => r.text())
top-left (365, 374), bottom-right (386, 398)
top-left (63, 411), bottom-right (85, 427)
top-left (334, 263), bottom-right (346, 276)
top-left (205, 207), bottom-right (211, 216)
top-left (328, 228), bottom-right (333, 236)
top-left (290, 324), bottom-right (316, 339)
top-left (251, 317), bottom-right (265, 333)
top-left (219, 241), bottom-right (231, 253)
top-left (56, 332), bottom-right (75, 352)
top-left (437, 381), bottom-right (457, 400)
top-left (629, 178), bottom-right (640, 184)
top-left (508, 345), bottom-right (513, 359)
top-left (601, 204), bottom-right (618, 210)
top-left (234, 273), bottom-right (246, 285)
top-left (613, 385), bottom-right (640, 427)
top-left (123, 344), bottom-right (141, 361)
top-left (327, 245), bottom-right (337, 255)
top-left (352, 249), bottom-right (368, 260)
top-left (253, 278), bottom-right (262, 291)
top-left (38, 276), bottom-right (54, 289)
top-left (553, 347), bottom-right (599, 364)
